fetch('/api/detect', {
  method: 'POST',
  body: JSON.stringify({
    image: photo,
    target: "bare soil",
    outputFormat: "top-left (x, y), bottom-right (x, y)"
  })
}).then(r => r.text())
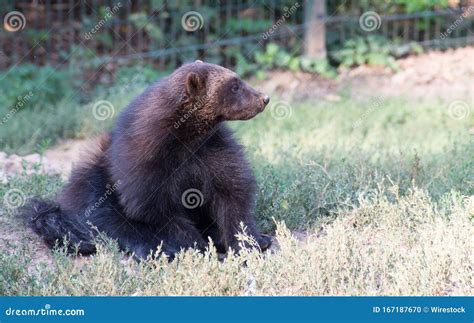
top-left (256, 46), bottom-right (474, 103)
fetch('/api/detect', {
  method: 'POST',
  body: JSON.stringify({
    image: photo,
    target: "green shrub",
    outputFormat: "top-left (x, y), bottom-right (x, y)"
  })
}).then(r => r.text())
top-left (330, 0), bottom-right (450, 14)
top-left (113, 64), bottom-right (167, 88)
top-left (251, 43), bottom-right (336, 78)
top-left (330, 35), bottom-right (423, 69)
top-left (0, 64), bottom-right (82, 154)
top-left (0, 64), bottom-right (76, 110)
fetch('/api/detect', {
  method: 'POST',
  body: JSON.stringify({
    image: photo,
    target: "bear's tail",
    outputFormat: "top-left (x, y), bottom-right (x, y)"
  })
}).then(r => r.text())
top-left (19, 199), bottom-right (96, 255)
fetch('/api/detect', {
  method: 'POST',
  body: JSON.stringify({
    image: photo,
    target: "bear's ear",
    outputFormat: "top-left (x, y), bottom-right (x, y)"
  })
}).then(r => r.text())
top-left (185, 72), bottom-right (203, 96)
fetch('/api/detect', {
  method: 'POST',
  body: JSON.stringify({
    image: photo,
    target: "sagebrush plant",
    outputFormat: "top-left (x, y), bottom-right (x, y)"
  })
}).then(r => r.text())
top-left (0, 93), bottom-right (472, 296)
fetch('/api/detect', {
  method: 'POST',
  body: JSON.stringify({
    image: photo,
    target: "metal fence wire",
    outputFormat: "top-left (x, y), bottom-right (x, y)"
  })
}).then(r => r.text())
top-left (1, 0), bottom-right (473, 70)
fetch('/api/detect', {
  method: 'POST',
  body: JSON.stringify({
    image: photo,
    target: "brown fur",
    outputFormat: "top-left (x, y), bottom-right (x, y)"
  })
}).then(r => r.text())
top-left (21, 61), bottom-right (271, 258)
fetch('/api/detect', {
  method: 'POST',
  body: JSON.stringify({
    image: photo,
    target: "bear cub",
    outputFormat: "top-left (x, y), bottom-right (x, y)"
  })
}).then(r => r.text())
top-left (22, 61), bottom-right (272, 259)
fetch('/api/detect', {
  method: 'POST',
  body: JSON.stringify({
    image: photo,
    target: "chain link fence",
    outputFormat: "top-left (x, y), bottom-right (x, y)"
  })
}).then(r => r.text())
top-left (1, 0), bottom-right (473, 70)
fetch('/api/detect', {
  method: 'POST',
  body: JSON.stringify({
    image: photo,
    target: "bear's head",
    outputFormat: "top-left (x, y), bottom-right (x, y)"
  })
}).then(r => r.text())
top-left (176, 60), bottom-right (270, 122)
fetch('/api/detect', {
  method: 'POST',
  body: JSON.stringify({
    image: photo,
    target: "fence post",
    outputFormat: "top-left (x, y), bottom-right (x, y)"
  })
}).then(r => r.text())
top-left (303, 0), bottom-right (327, 59)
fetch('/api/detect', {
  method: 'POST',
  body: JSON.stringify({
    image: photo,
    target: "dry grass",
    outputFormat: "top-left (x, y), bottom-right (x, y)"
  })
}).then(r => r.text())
top-left (1, 187), bottom-right (472, 296)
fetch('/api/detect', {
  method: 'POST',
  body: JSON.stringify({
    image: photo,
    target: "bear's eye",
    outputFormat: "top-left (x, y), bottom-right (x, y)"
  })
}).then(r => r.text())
top-left (231, 83), bottom-right (240, 93)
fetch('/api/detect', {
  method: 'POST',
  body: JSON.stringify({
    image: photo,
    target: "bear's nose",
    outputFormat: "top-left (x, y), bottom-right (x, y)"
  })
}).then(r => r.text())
top-left (263, 96), bottom-right (270, 105)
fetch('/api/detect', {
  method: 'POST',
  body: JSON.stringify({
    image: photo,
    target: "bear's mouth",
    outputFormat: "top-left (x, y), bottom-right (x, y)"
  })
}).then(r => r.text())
top-left (236, 108), bottom-right (262, 121)
top-left (246, 105), bottom-right (266, 119)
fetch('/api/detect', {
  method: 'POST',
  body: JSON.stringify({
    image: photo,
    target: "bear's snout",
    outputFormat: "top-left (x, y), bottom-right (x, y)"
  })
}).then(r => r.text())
top-left (258, 95), bottom-right (270, 112)
top-left (263, 95), bottom-right (270, 105)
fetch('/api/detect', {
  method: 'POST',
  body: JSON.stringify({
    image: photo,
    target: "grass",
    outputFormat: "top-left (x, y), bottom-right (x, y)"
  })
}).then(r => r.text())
top-left (0, 84), bottom-right (148, 154)
top-left (243, 97), bottom-right (473, 231)
top-left (0, 64), bottom-right (163, 154)
top-left (0, 91), bottom-right (473, 296)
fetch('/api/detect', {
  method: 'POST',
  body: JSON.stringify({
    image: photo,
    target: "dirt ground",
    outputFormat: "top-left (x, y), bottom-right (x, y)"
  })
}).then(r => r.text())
top-left (257, 46), bottom-right (474, 103)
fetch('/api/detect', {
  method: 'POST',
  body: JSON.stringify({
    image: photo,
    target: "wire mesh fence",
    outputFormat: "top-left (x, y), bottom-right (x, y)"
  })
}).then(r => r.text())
top-left (1, 0), bottom-right (473, 70)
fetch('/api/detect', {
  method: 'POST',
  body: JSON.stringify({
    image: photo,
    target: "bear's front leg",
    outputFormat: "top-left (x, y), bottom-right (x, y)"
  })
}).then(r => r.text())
top-left (209, 191), bottom-right (272, 252)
